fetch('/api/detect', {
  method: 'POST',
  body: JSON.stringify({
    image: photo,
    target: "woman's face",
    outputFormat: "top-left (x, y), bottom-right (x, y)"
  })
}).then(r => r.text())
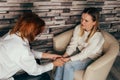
top-left (81, 13), bottom-right (96, 31)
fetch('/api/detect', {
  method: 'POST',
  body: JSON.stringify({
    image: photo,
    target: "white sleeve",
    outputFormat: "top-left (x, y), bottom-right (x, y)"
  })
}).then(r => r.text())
top-left (70, 33), bottom-right (104, 61)
top-left (31, 49), bottom-right (43, 59)
top-left (65, 25), bottom-right (80, 55)
top-left (12, 45), bottom-right (53, 76)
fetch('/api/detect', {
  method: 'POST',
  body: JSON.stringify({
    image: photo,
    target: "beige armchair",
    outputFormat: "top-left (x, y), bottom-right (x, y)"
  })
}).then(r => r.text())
top-left (53, 29), bottom-right (119, 80)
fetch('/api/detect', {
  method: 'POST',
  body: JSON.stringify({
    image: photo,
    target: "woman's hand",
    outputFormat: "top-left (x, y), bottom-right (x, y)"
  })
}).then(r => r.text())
top-left (42, 53), bottom-right (62, 60)
top-left (53, 58), bottom-right (65, 67)
top-left (61, 57), bottom-right (70, 62)
top-left (63, 53), bottom-right (69, 58)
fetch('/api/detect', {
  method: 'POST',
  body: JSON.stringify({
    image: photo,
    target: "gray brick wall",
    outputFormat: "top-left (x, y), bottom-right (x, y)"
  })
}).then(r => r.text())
top-left (0, 0), bottom-right (120, 52)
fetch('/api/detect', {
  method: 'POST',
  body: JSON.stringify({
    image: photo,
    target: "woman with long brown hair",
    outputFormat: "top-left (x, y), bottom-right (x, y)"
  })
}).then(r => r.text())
top-left (0, 12), bottom-right (64, 80)
top-left (54, 7), bottom-right (105, 80)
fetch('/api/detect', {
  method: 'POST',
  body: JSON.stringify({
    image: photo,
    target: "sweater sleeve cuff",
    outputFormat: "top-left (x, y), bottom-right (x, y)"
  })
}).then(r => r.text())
top-left (65, 50), bottom-right (73, 56)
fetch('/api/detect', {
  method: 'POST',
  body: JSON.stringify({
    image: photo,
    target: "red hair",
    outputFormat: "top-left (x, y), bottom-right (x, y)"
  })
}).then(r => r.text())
top-left (10, 12), bottom-right (45, 42)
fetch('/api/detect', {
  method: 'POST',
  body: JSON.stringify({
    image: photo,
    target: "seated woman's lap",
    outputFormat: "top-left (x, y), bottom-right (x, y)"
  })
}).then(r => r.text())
top-left (64, 58), bottom-right (93, 70)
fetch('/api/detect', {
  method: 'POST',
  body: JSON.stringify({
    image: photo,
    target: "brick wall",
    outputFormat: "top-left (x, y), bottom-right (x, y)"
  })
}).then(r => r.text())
top-left (0, 0), bottom-right (120, 52)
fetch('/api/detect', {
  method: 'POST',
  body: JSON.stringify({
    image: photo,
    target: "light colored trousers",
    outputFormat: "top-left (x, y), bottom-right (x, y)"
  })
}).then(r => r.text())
top-left (54, 58), bottom-right (93, 80)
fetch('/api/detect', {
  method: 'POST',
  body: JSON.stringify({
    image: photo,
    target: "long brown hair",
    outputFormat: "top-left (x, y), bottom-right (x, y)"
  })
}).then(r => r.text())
top-left (10, 12), bottom-right (45, 42)
top-left (80, 7), bottom-right (100, 42)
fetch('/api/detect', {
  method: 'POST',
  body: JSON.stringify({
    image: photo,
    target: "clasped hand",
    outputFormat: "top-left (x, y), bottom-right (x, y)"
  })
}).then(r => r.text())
top-left (42, 53), bottom-right (70, 67)
top-left (53, 56), bottom-right (70, 67)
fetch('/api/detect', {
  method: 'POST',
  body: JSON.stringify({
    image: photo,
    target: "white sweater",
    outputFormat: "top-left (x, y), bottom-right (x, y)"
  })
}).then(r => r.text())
top-left (0, 32), bottom-right (53, 79)
top-left (66, 24), bottom-right (105, 61)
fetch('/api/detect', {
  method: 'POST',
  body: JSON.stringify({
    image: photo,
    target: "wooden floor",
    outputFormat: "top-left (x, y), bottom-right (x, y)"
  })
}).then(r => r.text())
top-left (107, 56), bottom-right (120, 80)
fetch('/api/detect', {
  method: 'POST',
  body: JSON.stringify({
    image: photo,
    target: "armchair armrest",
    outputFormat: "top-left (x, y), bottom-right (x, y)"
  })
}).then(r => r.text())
top-left (83, 43), bottom-right (119, 80)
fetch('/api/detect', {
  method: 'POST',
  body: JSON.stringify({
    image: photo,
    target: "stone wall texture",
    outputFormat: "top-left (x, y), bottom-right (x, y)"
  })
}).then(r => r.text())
top-left (0, 0), bottom-right (120, 52)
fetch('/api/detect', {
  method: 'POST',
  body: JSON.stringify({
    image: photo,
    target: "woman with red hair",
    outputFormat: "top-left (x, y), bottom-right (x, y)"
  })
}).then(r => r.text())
top-left (0, 12), bottom-right (64, 80)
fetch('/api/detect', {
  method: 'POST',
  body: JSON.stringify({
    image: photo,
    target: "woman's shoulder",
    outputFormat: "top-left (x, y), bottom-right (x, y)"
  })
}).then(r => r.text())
top-left (74, 24), bottom-right (81, 29)
top-left (73, 24), bottom-right (81, 32)
top-left (92, 31), bottom-right (104, 40)
top-left (2, 33), bottom-right (26, 49)
top-left (96, 31), bottom-right (103, 37)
